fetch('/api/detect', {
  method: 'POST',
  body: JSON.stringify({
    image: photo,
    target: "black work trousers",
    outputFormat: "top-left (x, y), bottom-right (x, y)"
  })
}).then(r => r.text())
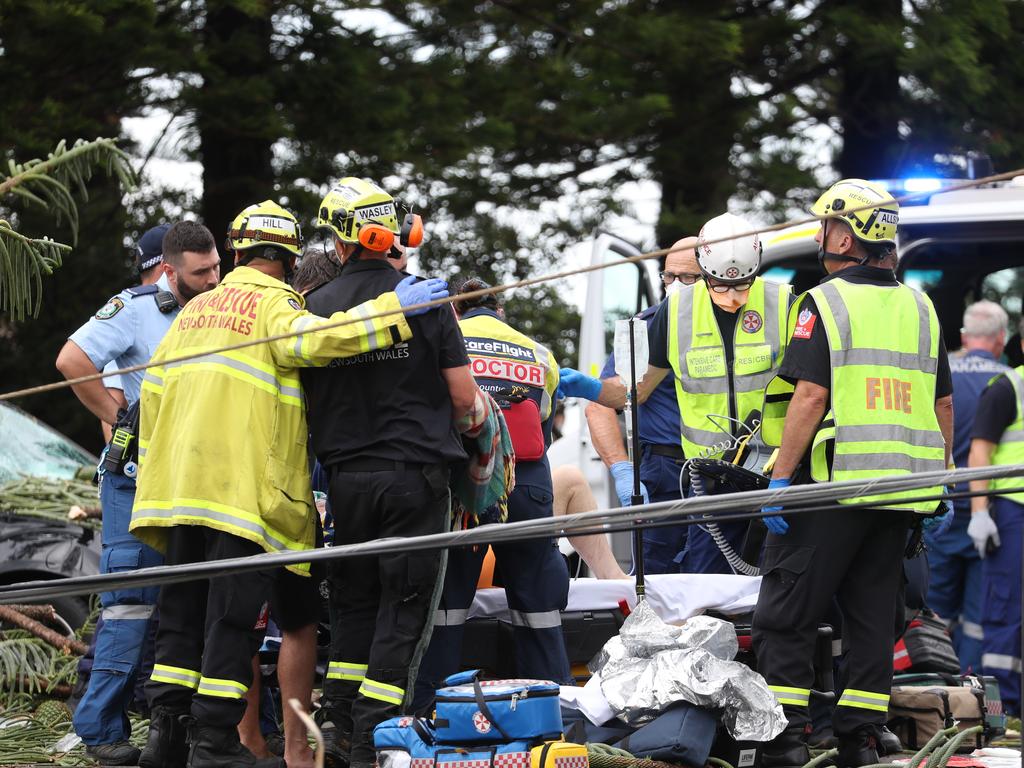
top-left (146, 526), bottom-right (274, 728)
top-left (325, 462), bottom-right (449, 765)
top-left (752, 505), bottom-right (912, 736)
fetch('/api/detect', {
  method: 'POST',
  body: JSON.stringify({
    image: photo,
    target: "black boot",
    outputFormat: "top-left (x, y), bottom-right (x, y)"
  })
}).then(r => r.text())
top-left (85, 741), bottom-right (142, 766)
top-left (836, 728), bottom-right (880, 768)
top-left (877, 726), bottom-right (902, 756)
top-left (762, 725), bottom-right (811, 768)
top-left (139, 706), bottom-right (189, 768)
top-left (186, 722), bottom-right (283, 768)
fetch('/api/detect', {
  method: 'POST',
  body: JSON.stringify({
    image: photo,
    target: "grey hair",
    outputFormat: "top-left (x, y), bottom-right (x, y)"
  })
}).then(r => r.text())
top-left (962, 300), bottom-right (1008, 338)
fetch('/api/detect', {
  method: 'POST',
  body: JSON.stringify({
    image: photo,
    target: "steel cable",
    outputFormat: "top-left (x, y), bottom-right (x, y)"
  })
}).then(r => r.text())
top-left (0, 464), bottom-right (1021, 603)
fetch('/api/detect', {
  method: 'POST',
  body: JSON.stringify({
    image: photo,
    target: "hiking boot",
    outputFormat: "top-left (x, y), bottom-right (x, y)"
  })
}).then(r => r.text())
top-left (762, 725), bottom-right (811, 768)
top-left (139, 706), bottom-right (189, 768)
top-left (187, 723), bottom-right (283, 768)
top-left (836, 729), bottom-right (880, 768)
top-left (85, 741), bottom-right (142, 766)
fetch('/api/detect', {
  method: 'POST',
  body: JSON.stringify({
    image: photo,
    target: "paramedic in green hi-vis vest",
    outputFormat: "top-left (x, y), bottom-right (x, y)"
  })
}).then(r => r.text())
top-left (558, 212), bottom-right (794, 573)
top-left (752, 179), bottom-right (955, 768)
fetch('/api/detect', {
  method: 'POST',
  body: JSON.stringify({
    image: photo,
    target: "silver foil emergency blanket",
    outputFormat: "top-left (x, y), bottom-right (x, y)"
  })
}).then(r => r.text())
top-left (590, 600), bottom-right (786, 741)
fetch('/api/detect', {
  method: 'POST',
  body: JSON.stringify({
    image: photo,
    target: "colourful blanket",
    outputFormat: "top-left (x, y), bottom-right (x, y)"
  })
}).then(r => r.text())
top-left (452, 389), bottom-right (516, 525)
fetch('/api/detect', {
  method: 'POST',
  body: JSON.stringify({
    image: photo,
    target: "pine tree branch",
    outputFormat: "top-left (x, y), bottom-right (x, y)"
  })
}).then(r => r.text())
top-left (0, 137), bottom-right (136, 320)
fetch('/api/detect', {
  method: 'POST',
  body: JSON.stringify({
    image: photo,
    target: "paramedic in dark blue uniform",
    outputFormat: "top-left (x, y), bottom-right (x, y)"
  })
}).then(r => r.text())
top-left (585, 237), bottom-right (700, 573)
top-left (55, 222), bottom-right (221, 766)
top-left (927, 301), bottom-right (1008, 673)
top-left (413, 279), bottom-right (573, 710)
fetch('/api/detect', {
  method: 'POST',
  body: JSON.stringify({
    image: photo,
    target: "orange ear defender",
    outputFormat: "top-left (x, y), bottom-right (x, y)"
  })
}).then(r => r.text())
top-left (358, 223), bottom-right (395, 252)
top-left (400, 213), bottom-right (424, 247)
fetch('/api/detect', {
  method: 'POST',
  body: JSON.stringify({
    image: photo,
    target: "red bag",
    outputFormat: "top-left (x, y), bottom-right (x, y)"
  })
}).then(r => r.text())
top-left (501, 398), bottom-right (545, 461)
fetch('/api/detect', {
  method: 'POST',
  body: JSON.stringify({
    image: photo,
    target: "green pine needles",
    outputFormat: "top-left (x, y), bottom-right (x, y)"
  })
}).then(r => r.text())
top-left (0, 138), bottom-right (137, 321)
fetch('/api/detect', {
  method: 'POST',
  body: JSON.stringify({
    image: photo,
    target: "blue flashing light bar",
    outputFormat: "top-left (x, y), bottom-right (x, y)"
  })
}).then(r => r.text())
top-left (902, 177), bottom-right (944, 193)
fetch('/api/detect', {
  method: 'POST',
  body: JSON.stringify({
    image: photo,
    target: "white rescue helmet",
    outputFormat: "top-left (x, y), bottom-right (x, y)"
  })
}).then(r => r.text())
top-left (695, 212), bottom-right (762, 283)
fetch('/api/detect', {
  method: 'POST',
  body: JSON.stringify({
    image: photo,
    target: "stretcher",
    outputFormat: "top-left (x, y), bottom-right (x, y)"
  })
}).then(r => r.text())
top-left (469, 573), bottom-right (762, 624)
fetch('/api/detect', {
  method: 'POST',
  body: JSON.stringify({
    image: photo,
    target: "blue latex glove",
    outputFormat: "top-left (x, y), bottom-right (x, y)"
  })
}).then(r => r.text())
top-left (610, 461), bottom-right (649, 507)
top-left (395, 275), bottom-right (449, 316)
top-left (557, 368), bottom-right (603, 401)
top-left (763, 477), bottom-right (791, 535)
top-left (922, 487), bottom-right (954, 537)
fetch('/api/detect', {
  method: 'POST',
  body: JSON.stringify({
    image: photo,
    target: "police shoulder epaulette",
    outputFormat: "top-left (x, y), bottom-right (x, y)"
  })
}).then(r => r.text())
top-left (125, 284), bottom-right (159, 298)
top-left (637, 305), bottom-right (658, 320)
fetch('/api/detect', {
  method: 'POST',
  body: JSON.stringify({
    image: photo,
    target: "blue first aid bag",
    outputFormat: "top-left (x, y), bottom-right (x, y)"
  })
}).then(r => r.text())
top-left (612, 702), bottom-right (717, 765)
top-left (434, 670), bottom-right (563, 744)
top-left (375, 716), bottom-right (537, 768)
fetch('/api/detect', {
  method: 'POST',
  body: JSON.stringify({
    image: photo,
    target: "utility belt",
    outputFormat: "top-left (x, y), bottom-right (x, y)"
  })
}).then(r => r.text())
top-left (646, 443), bottom-right (686, 462)
top-left (101, 401), bottom-right (141, 478)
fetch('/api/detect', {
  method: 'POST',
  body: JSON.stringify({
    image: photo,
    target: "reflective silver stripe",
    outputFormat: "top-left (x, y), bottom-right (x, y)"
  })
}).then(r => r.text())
top-left (735, 369), bottom-right (776, 393)
top-left (911, 288), bottom-right (933, 361)
top-left (832, 639), bottom-right (844, 657)
top-left (165, 353), bottom-right (303, 401)
top-left (833, 452), bottom-right (945, 473)
top-left (835, 348), bottom-right (938, 373)
top-left (327, 661), bottom-right (368, 681)
top-left (835, 424), bottom-right (947, 450)
top-left (535, 342), bottom-right (552, 419)
top-left (353, 301), bottom-right (382, 351)
top-left (102, 604), bottom-right (155, 621)
top-left (508, 609), bottom-right (562, 629)
top-left (983, 653), bottom-right (1022, 672)
top-left (680, 423), bottom-right (727, 452)
top-left (763, 282), bottom-right (782, 353)
top-left (962, 621), bottom-right (985, 641)
top-left (359, 679), bottom-right (404, 705)
top-left (1001, 428), bottom-right (1024, 444)
top-left (837, 690), bottom-right (890, 712)
top-left (137, 445), bottom-right (147, 458)
top-left (142, 371), bottom-right (163, 388)
top-left (434, 608), bottom-right (468, 627)
top-left (816, 282), bottom-right (851, 348)
top-left (680, 363), bottom-right (731, 395)
top-left (292, 315), bottom-right (319, 365)
top-left (133, 505), bottom-right (290, 552)
top-left (151, 664), bottom-right (200, 689)
top-left (197, 678), bottom-right (248, 698)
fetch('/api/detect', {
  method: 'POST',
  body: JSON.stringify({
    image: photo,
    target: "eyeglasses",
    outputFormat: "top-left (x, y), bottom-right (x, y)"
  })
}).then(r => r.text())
top-left (660, 271), bottom-right (702, 286)
top-left (704, 277), bottom-right (754, 293)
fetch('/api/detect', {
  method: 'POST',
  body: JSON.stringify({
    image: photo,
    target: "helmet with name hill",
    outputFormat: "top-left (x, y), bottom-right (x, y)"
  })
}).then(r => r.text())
top-left (317, 177), bottom-right (401, 251)
top-left (695, 212), bottom-right (761, 283)
top-left (226, 200), bottom-right (303, 258)
top-left (811, 178), bottom-right (898, 245)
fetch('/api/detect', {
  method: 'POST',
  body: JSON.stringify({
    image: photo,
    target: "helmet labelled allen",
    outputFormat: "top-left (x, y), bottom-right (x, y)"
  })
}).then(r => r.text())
top-left (811, 178), bottom-right (898, 245)
top-left (317, 177), bottom-right (401, 250)
top-left (696, 212), bottom-right (762, 282)
top-left (227, 200), bottom-right (303, 258)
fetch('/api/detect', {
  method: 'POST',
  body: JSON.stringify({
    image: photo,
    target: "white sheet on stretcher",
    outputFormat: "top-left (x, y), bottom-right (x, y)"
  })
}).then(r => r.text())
top-left (469, 573), bottom-right (762, 624)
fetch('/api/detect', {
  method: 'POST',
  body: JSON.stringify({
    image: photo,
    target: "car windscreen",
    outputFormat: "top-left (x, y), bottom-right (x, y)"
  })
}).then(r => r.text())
top-left (0, 403), bottom-right (98, 483)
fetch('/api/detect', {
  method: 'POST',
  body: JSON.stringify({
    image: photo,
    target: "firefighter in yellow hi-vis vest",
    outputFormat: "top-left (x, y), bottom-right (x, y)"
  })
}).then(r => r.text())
top-left (131, 201), bottom-right (450, 768)
top-left (753, 180), bottom-right (954, 768)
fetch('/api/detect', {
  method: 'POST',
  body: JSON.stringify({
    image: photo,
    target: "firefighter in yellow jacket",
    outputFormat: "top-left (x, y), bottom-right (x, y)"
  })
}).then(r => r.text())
top-left (130, 201), bottom-right (450, 768)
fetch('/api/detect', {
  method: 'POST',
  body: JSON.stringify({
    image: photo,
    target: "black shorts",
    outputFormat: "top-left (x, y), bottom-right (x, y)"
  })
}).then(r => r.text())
top-left (270, 520), bottom-right (325, 632)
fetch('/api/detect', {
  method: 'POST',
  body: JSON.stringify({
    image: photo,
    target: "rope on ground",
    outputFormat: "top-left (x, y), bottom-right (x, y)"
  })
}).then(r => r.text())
top-left (0, 465), bottom-right (1021, 604)
top-left (2, 167), bottom-right (1023, 405)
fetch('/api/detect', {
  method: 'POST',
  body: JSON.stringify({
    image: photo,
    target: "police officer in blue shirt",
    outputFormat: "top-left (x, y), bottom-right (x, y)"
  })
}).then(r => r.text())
top-left (927, 300), bottom-right (1009, 673)
top-left (584, 237), bottom-right (700, 573)
top-left (56, 222), bottom-right (221, 766)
